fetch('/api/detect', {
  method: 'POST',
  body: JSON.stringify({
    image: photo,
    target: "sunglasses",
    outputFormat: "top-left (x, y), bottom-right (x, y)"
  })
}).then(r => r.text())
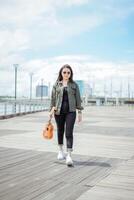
top-left (63, 71), bottom-right (71, 75)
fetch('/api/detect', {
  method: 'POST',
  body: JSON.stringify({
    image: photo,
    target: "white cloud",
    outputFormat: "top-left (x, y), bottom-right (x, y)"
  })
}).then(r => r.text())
top-left (0, 0), bottom-right (134, 97)
top-left (65, 0), bottom-right (89, 6)
top-left (0, 29), bottom-right (29, 52)
top-left (0, 0), bottom-right (101, 67)
top-left (1, 0), bottom-right (133, 57)
top-left (0, 55), bottom-right (134, 97)
top-left (0, 0), bottom-right (90, 28)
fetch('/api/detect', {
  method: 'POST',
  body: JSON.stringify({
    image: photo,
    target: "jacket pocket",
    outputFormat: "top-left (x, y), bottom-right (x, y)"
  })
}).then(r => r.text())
top-left (55, 87), bottom-right (61, 95)
top-left (70, 85), bottom-right (76, 95)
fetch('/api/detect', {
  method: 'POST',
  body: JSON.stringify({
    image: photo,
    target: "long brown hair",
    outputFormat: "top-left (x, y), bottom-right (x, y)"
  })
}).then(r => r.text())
top-left (56, 64), bottom-right (74, 83)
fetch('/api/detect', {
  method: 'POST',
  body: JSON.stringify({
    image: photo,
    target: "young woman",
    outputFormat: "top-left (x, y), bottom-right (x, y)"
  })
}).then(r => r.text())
top-left (49, 64), bottom-right (83, 166)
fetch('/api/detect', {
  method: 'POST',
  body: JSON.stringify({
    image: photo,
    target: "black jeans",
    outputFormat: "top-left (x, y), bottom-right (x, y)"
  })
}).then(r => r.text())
top-left (54, 112), bottom-right (76, 150)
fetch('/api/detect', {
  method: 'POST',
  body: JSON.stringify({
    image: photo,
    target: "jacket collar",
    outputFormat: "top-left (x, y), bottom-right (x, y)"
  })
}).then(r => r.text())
top-left (56, 80), bottom-right (74, 87)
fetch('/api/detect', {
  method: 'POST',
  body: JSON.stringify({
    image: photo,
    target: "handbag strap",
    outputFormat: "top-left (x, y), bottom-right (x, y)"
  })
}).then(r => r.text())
top-left (48, 115), bottom-right (52, 124)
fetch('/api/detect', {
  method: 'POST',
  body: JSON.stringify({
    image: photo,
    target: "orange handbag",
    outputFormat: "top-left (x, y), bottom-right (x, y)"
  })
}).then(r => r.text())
top-left (43, 118), bottom-right (54, 139)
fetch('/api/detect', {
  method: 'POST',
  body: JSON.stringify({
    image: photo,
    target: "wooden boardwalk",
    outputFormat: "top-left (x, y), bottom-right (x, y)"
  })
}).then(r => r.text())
top-left (0, 106), bottom-right (134, 200)
top-left (0, 147), bottom-right (121, 200)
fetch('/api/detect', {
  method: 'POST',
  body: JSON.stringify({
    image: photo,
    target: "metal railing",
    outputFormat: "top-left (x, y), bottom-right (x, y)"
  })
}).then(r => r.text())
top-left (0, 99), bottom-right (50, 118)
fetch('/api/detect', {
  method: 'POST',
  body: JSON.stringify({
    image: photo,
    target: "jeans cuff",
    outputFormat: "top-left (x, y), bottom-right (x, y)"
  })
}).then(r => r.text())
top-left (67, 148), bottom-right (73, 152)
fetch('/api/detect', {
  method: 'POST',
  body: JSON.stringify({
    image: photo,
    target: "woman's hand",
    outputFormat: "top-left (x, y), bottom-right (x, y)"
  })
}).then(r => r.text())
top-left (49, 111), bottom-right (54, 119)
top-left (49, 107), bottom-right (56, 118)
top-left (78, 113), bottom-right (82, 123)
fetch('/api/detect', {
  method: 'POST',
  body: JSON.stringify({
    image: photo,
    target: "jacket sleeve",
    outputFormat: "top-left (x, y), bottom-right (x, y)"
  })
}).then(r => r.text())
top-left (75, 83), bottom-right (84, 110)
top-left (49, 85), bottom-right (56, 111)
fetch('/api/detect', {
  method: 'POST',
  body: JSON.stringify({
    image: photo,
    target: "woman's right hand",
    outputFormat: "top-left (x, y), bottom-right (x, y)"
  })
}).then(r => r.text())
top-left (78, 113), bottom-right (82, 123)
top-left (49, 110), bottom-right (54, 119)
top-left (49, 107), bottom-right (56, 118)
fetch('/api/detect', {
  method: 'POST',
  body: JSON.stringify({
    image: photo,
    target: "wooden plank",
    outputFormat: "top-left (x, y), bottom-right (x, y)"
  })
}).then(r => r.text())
top-left (0, 149), bottom-right (122, 200)
top-left (0, 153), bottom-right (56, 191)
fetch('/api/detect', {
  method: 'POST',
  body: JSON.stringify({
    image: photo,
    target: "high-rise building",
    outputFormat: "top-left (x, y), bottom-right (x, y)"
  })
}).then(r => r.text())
top-left (36, 85), bottom-right (48, 97)
top-left (75, 80), bottom-right (85, 97)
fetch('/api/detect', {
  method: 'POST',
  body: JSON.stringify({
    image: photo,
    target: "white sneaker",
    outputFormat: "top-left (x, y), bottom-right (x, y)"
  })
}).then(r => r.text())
top-left (57, 151), bottom-right (65, 160)
top-left (66, 154), bottom-right (73, 166)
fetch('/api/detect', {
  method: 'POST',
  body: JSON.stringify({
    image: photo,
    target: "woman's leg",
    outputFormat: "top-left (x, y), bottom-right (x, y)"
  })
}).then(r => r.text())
top-left (55, 114), bottom-right (66, 160)
top-left (65, 112), bottom-right (76, 151)
top-left (54, 114), bottom-right (66, 146)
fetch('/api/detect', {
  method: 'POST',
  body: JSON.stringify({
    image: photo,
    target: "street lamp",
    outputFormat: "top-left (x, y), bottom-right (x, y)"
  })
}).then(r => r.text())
top-left (29, 73), bottom-right (33, 100)
top-left (14, 64), bottom-right (19, 100)
top-left (120, 79), bottom-right (123, 98)
top-left (128, 78), bottom-right (130, 99)
top-left (110, 77), bottom-right (113, 98)
top-left (13, 64), bottom-right (19, 113)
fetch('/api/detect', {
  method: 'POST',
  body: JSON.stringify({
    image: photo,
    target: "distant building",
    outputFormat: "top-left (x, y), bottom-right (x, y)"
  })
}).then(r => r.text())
top-left (75, 80), bottom-right (85, 97)
top-left (84, 82), bottom-right (92, 97)
top-left (36, 85), bottom-right (48, 97)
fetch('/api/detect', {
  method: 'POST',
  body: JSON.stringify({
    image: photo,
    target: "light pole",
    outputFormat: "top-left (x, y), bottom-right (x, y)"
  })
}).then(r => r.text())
top-left (104, 84), bottom-right (108, 105)
top-left (29, 73), bottom-right (33, 100)
top-left (88, 75), bottom-right (93, 97)
top-left (14, 64), bottom-right (19, 100)
top-left (110, 77), bottom-right (113, 98)
top-left (120, 79), bottom-right (123, 98)
top-left (13, 64), bottom-right (19, 113)
top-left (92, 75), bottom-right (95, 97)
top-left (128, 78), bottom-right (130, 99)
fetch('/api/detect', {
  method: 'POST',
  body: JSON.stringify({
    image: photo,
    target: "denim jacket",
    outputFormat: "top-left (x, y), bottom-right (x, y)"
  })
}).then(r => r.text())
top-left (50, 81), bottom-right (84, 115)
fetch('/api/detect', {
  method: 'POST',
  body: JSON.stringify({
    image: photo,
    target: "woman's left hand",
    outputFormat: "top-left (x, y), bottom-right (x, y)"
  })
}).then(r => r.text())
top-left (78, 113), bottom-right (82, 123)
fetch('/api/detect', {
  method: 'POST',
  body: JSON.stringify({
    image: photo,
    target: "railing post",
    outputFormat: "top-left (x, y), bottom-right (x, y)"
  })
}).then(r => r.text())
top-left (29, 103), bottom-right (31, 112)
top-left (19, 103), bottom-right (21, 113)
top-left (12, 102), bottom-right (16, 114)
top-left (24, 103), bottom-right (26, 113)
top-left (33, 104), bottom-right (35, 112)
top-left (4, 102), bottom-right (7, 115)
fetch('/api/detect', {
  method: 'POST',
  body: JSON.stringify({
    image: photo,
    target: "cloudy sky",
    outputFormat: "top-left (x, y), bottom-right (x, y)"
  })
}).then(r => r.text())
top-left (0, 0), bottom-right (134, 98)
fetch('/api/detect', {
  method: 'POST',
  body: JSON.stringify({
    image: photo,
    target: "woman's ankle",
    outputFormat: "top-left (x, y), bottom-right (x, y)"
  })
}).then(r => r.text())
top-left (58, 144), bottom-right (64, 151)
top-left (67, 148), bottom-right (73, 156)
